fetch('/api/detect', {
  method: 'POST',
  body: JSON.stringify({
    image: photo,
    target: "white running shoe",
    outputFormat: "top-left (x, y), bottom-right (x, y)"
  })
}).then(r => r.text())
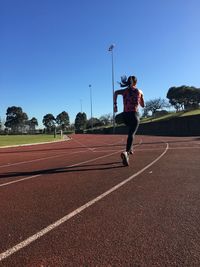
top-left (121, 151), bottom-right (129, 166)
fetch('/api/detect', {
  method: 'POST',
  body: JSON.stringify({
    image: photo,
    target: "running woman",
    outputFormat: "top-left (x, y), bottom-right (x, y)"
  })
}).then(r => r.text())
top-left (114, 75), bottom-right (145, 166)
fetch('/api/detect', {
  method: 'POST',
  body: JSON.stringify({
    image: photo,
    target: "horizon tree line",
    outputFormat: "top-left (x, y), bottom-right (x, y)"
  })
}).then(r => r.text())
top-left (1, 85), bottom-right (200, 133)
top-left (1, 106), bottom-right (113, 134)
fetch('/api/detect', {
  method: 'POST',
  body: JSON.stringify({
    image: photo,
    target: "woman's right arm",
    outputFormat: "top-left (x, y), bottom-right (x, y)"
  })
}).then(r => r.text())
top-left (114, 89), bottom-right (124, 112)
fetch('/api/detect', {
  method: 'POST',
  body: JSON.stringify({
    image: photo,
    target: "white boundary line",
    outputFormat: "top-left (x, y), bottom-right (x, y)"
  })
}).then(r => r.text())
top-left (0, 149), bottom-right (95, 169)
top-left (0, 137), bottom-right (124, 169)
top-left (0, 143), bottom-right (169, 262)
top-left (0, 140), bottom-right (141, 188)
top-left (0, 150), bottom-right (122, 188)
top-left (0, 139), bottom-right (68, 149)
top-left (0, 149), bottom-right (91, 169)
top-left (0, 154), bottom-right (68, 169)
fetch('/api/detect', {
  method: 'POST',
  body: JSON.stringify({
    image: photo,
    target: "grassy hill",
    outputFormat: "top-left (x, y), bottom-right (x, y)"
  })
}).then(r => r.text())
top-left (140, 108), bottom-right (200, 123)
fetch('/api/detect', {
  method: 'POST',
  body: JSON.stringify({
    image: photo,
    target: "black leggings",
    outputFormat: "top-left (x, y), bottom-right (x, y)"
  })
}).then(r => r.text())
top-left (123, 112), bottom-right (140, 153)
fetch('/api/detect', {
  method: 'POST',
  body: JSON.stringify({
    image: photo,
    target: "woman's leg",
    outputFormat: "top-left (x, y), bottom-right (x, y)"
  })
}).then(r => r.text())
top-left (126, 113), bottom-right (139, 153)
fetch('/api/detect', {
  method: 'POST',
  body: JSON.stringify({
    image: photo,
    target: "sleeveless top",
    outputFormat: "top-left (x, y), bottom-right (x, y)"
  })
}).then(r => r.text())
top-left (122, 87), bottom-right (143, 112)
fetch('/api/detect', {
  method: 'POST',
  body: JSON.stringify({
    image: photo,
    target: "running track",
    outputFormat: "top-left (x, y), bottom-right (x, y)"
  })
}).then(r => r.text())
top-left (0, 134), bottom-right (200, 266)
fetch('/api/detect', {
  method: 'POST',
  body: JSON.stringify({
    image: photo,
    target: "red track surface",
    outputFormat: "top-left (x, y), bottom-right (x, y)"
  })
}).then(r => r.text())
top-left (0, 134), bottom-right (200, 266)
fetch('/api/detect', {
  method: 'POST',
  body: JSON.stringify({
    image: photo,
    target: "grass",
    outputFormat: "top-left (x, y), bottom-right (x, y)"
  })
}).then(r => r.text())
top-left (0, 134), bottom-right (62, 147)
top-left (180, 109), bottom-right (200, 116)
top-left (140, 108), bottom-right (200, 123)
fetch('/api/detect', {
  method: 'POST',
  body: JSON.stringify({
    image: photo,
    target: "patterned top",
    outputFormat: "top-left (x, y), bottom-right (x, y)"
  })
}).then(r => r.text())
top-left (122, 87), bottom-right (143, 112)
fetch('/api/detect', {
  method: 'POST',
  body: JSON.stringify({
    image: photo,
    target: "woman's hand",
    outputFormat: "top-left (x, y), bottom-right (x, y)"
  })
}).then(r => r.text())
top-left (114, 104), bottom-right (118, 113)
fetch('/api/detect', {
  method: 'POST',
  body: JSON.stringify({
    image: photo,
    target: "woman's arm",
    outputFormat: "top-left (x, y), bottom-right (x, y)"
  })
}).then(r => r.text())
top-left (139, 90), bottom-right (145, 108)
top-left (114, 89), bottom-right (124, 112)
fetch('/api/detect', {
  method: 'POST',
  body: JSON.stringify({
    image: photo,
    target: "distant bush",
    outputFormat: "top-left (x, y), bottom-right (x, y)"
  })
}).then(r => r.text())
top-left (154, 110), bottom-right (169, 118)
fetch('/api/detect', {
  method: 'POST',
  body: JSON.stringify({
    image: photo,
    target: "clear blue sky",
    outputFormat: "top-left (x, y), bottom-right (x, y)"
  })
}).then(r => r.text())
top-left (1, 0), bottom-right (200, 127)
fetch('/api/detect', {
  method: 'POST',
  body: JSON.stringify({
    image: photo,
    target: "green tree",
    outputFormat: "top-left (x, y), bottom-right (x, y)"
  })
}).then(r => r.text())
top-left (143, 98), bottom-right (169, 116)
top-left (56, 111), bottom-right (70, 131)
top-left (28, 117), bottom-right (38, 133)
top-left (5, 106), bottom-right (28, 133)
top-left (86, 118), bottom-right (103, 129)
top-left (42, 113), bottom-right (56, 132)
top-left (99, 114), bottom-right (112, 126)
top-left (167, 86), bottom-right (200, 111)
top-left (75, 112), bottom-right (87, 130)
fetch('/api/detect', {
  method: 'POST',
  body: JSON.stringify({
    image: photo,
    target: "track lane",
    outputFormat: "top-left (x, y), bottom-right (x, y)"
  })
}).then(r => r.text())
top-left (1, 139), bottom-right (167, 264)
top-left (0, 135), bottom-right (125, 185)
top-left (0, 135), bottom-right (125, 167)
top-left (0, 136), bottom-right (164, 256)
top-left (0, 138), bottom-right (197, 266)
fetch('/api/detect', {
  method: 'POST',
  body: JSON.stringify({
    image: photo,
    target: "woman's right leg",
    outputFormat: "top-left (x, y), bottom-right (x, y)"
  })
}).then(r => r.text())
top-left (125, 113), bottom-right (139, 153)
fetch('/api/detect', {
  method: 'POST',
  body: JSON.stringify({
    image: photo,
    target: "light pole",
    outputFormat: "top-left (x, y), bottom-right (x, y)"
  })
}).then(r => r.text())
top-left (89, 84), bottom-right (93, 131)
top-left (80, 99), bottom-right (82, 113)
top-left (108, 44), bottom-right (115, 133)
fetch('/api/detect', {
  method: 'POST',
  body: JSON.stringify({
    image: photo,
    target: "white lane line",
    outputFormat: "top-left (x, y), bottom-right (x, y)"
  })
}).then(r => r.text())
top-left (0, 154), bottom-right (67, 169)
top-left (71, 138), bottom-right (95, 152)
top-left (136, 146), bottom-right (200, 152)
top-left (0, 148), bottom-right (92, 169)
top-left (0, 138), bottom-right (123, 169)
top-left (0, 141), bottom-right (142, 188)
top-left (90, 144), bottom-right (200, 154)
top-left (0, 175), bottom-right (41, 187)
top-left (0, 150), bottom-right (122, 188)
top-left (71, 137), bottom-right (125, 153)
top-left (0, 143), bottom-right (169, 262)
top-left (0, 149), bottom-right (90, 169)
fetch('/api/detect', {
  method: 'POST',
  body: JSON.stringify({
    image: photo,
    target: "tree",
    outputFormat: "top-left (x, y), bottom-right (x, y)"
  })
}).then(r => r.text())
top-left (86, 117), bottom-right (103, 129)
top-left (143, 98), bottom-right (169, 116)
top-left (142, 107), bottom-right (149, 118)
top-left (5, 106), bottom-right (28, 133)
top-left (56, 111), bottom-right (70, 131)
top-left (167, 86), bottom-right (200, 111)
top-left (75, 112), bottom-right (87, 130)
top-left (42, 113), bottom-right (56, 132)
top-left (28, 117), bottom-right (38, 133)
top-left (99, 114), bottom-right (112, 126)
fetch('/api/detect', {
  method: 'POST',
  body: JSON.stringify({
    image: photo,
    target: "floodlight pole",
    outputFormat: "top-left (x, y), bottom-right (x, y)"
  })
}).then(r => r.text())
top-left (89, 84), bottom-right (93, 131)
top-left (108, 44), bottom-right (115, 133)
top-left (80, 99), bottom-right (82, 113)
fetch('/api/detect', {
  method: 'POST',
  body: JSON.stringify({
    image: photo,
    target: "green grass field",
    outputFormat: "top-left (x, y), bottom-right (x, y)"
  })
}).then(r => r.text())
top-left (0, 134), bottom-right (62, 147)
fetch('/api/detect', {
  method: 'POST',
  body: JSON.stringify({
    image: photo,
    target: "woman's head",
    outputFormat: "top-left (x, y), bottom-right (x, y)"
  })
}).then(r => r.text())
top-left (120, 75), bottom-right (137, 87)
top-left (128, 76), bottom-right (137, 86)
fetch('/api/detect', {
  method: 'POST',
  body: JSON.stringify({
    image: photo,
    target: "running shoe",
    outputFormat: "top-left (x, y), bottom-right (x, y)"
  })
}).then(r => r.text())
top-left (121, 151), bottom-right (129, 166)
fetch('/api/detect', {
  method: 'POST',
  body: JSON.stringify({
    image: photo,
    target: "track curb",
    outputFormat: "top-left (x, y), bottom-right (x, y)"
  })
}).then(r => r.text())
top-left (0, 135), bottom-right (71, 149)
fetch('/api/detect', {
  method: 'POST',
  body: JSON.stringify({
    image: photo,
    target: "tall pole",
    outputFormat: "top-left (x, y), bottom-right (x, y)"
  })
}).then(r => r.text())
top-left (108, 44), bottom-right (115, 133)
top-left (89, 84), bottom-right (93, 131)
top-left (80, 99), bottom-right (82, 113)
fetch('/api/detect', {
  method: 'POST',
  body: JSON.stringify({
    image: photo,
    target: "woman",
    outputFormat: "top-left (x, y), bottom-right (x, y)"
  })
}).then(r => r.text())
top-left (114, 75), bottom-right (145, 166)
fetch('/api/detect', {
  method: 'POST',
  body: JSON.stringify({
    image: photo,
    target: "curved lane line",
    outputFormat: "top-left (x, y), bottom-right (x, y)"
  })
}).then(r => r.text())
top-left (0, 138), bottom-right (124, 169)
top-left (0, 143), bottom-right (168, 261)
top-left (0, 141), bottom-right (142, 188)
top-left (0, 150), bottom-right (122, 188)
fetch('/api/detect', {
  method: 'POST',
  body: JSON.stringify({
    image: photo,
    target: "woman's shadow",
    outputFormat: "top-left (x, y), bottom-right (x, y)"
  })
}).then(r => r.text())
top-left (0, 161), bottom-right (125, 179)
